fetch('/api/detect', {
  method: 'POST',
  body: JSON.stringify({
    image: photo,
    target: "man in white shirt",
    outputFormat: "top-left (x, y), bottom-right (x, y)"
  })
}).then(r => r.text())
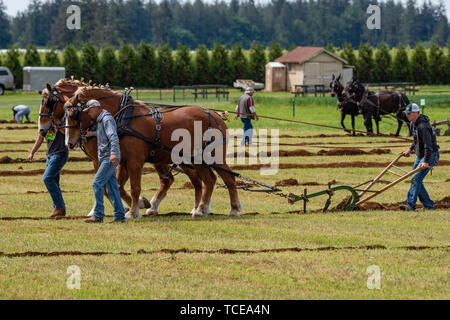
top-left (12, 105), bottom-right (31, 124)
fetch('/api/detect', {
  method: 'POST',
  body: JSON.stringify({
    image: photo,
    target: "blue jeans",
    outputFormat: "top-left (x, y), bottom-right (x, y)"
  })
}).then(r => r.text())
top-left (406, 152), bottom-right (439, 210)
top-left (92, 159), bottom-right (125, 222)
top-left (15, 110), bottom-right (30, 124)
top-left (43, 153), bottom-right (68, 209)
top-left (241, 118), bottom-right (253, 145)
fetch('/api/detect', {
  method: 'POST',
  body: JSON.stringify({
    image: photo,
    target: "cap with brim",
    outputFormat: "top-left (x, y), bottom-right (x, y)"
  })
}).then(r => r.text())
top-left (82, 100), bottom-right (101, 112)
top-left (403, 103), bottom-right (420, 114)
top-left (245, 87), bottom-right (255, 94)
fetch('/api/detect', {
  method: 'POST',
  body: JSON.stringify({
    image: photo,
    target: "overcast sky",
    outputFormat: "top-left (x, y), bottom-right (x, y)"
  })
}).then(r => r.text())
top-left (3, 0), bottom-right (450, 20)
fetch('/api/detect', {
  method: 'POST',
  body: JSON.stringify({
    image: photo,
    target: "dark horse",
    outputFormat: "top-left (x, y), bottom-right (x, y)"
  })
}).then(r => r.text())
top-left (330, 74), bottom-right (359, 136)
top-left (343, 78), bottom-right (411, 136)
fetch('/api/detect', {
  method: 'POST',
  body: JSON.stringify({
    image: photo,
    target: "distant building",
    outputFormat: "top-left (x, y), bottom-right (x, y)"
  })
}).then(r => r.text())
top-left (265, 46), bottom-right (353, 92)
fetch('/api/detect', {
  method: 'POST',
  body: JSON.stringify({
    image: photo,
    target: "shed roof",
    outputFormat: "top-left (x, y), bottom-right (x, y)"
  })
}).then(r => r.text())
top-left (276, 46), bottom-right (348, 65)
top-left (266, 62), bottom-right (285, 68)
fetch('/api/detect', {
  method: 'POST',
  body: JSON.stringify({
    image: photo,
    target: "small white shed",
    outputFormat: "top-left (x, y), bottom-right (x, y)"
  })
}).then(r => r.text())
top-left (23, 67), bottom-right (66, 91)
top-left (265, 62), bottom-right (287, 92)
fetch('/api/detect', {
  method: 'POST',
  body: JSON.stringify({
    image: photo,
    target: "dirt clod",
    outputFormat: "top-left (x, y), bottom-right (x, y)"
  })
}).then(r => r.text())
top-left (275, 178), bottom-right (299, 187)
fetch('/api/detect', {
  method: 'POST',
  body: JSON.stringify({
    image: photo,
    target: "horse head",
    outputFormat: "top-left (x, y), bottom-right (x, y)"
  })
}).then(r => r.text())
top-left (39, 83), bottom-right (69, 134)
top-left (39, 79), bottom-right (87, 134)
top-left (64, 95), bottom-right (93, 150)
top-left (330, 74), bottom-right (342, 98)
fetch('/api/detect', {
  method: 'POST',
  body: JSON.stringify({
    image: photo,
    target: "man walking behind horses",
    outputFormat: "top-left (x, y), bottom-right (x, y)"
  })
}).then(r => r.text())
top-left (401, 103), bottom-right (440, 212)
top-left (83, 100), bottom-right (125, 223)
top-left (234, 87), bottom-right (259, 146)
top-left (27, 118), bottom-right (68, 218)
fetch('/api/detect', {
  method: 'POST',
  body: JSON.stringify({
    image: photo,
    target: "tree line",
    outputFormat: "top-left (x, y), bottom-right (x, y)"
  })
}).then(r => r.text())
top-left (1, 41), bottom-right (449, 89)
top-left (0, 0), bottom-right (448, 50)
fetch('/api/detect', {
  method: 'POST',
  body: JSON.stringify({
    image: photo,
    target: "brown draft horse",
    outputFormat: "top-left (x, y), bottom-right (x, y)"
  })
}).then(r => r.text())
top-left (38, 80), bottom-right (204, 217)
top-left (64, 86), bottom-right (241, 218)
top-left (39, 80), bottom-right (155, 215)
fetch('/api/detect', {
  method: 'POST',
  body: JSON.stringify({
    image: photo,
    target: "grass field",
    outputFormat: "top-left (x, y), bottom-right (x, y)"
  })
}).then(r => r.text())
top-left (0, 88), bottom-right (449, 299)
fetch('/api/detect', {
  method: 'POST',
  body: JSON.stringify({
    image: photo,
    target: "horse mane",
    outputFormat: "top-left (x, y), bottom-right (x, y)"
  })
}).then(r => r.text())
top-left (54, 78), bottom-right (88, 94)
top-left (74, 86), bottom-right (121, 101)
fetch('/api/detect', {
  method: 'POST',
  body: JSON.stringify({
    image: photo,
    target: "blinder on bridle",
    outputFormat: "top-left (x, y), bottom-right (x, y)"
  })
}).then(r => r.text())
top-left (39, 87), bottom-right (62, 118)
top-left (64, 99), bottom-right (86, 130)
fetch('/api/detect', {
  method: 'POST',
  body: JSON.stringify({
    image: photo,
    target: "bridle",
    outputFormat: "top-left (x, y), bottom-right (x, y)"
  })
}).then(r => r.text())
top-left (39, 87), bottom-right (63, 119)
top-left (332, 80), bottom-right (356, 109)
top-left (63, 98), bottom-right (93, 149)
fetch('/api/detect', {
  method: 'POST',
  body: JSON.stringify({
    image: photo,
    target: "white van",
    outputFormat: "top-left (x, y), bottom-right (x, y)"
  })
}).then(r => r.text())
top-left (0, 67), bottom-right (15, 95)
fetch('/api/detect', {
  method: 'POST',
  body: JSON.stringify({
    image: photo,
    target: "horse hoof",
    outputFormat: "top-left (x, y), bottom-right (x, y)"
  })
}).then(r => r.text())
top-left (145, 208), bottom-right (158, 216)
top-left (87, 211), bottom-right (94, 217)
top-left (191, 209), bottom-right (204, 218)
top-left (138, 197), bottom-right (151, 209)
top-left (228, 210), bottom-right (241, 218)
top-left (125, 211), bottom-right (142, 219)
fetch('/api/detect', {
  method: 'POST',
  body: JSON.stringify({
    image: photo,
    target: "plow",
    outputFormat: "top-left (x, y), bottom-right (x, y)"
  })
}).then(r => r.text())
top-left (214, 153), bottom-right (422, 213)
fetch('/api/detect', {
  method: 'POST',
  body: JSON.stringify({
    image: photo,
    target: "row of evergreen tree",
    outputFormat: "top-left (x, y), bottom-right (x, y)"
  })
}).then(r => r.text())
top-left (2, 42), bottom-right (449, 89)
top-left (0, 42), bottom-right (275, 88)
top-left (0, 0), bottom-right (449, 50)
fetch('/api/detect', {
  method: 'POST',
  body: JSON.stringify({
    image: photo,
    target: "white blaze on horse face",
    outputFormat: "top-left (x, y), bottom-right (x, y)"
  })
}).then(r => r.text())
top-left (171, 128), bottom-right (191, 165)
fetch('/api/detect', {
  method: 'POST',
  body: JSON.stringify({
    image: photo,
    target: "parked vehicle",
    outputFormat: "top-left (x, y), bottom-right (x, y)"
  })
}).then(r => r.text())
top-left (0, 67), bottom-right (15, 95)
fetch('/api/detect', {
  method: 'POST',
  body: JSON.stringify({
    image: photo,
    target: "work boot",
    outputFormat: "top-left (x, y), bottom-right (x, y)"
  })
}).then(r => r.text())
top-left (400, 203), bottom-right (415, 212)
top-left (50, 207), bottom-right (66, 218)
top-left (84, 216), bottom-right (102, 223)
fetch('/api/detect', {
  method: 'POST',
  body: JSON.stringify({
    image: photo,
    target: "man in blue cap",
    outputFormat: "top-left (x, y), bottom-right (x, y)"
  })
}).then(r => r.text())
top-left (82, 100), bottom-right (126, 223)
top-left (400, 103), bottom-right (440, 212)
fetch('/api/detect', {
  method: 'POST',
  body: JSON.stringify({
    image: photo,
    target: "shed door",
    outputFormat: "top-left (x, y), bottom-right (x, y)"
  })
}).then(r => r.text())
top-left (322, 63), bottom-right (341, 85)
top-left (304, 63), bottom-right (321, 85)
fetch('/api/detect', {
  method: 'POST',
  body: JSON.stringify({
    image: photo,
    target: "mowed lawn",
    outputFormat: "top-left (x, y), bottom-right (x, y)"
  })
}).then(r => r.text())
top-left (0, 89), bottom-right (449, 299)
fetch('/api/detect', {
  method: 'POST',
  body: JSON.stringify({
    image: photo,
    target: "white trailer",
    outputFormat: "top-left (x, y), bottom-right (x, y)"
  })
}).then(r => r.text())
top-left (23, 67), bottom-right (66, 91)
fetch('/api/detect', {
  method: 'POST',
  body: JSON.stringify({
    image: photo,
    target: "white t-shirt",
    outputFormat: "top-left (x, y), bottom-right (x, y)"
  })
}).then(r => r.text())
top-left (13, 105), bottom-right (30, 113)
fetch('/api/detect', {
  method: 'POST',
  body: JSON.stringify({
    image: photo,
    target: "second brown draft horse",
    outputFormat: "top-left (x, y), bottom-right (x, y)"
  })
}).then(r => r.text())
top-left (343, 78), bottom-right (412, 136)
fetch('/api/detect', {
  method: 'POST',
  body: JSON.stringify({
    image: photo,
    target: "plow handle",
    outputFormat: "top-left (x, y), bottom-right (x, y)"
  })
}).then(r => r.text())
top-left (358, 153), bottom-right (404, 198)
top-left (356, 166), bottom-right (423, 207)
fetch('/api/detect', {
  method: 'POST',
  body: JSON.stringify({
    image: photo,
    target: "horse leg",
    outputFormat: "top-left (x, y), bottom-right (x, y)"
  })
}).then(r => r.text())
top-left (364, 115), bottom-right (373, 135)
top-left (340, 112), bottom-right (349, 133)
top-left (117, 162), bottom-right (132, 210)
top-left (351, 114), bottom-right (356, 136)
top-left (192, 165), bottom-right (216, 217)
top-left (125, 160), bottom-right (144, 219)
top-left (395, 110), bottom-right (409, 137)
top-left (145, 164), bottom-right (174, 216)
top-left (181, 165), bottom-right (203, 215)
top-left (375, 115), bottom-right (380, 134)
top-left (214, 163), bottom-right (242, 217)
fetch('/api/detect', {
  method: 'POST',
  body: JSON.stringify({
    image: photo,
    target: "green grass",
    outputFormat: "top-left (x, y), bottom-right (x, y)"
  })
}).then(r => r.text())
top-left (0, 90), bottom-right (449, 300)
